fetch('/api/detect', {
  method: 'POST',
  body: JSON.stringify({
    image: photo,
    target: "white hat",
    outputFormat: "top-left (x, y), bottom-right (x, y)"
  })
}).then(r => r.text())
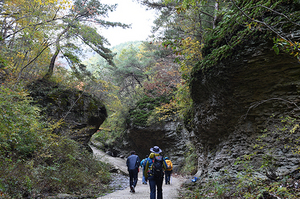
top-left (150, 146), bottom-right (162, 153)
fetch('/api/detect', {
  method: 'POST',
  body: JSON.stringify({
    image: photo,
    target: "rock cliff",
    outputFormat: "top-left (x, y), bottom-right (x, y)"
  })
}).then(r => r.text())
top-left (92, 94), bottom-right (190, 171)
top-left (125, 121), bottom-right (189, 170)
top-left (190, 34), bottom-right (300, 179)
top-left (94, 119), bottom-right (189, 171)
top-left (27, 79), bottom-right (107, 151)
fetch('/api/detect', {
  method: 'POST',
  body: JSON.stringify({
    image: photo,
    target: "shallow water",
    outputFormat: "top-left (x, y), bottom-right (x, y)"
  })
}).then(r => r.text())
top-left (108, 173), bottom-right (129, 191)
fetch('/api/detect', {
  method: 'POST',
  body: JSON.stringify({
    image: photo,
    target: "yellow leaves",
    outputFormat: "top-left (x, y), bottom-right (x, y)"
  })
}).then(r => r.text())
top-left (33, 0), bottom-right (60, 6)
top-left (149, 100), bottom-right (179, 122)
top-left (246, 23), bottom-right (251, 29)
top-left (34, 0), bottom-right (43, 5)
top-left (245, 21), bottom-right (261, 30)
top-left (290, 124), bottom-right (299, 134)
top-left (179, 37), bottom-right (202, 76)
top-left (31, 0), bottom-right (72, 11)
top-left (16, 52), bottom-right (25, 59)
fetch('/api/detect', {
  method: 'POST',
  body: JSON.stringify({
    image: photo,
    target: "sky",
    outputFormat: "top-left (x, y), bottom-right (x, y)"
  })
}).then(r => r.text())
top-left (99, 0), bottom-right (156, 47)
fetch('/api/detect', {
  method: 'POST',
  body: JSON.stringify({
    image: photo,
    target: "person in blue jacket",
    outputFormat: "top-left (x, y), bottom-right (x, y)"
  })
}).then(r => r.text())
top-left (144, 146), bottom-right (168, 199)
top-left (126, 150), bottom-right (140, 193)
top-left (140, 155), bottom-right (149, 184)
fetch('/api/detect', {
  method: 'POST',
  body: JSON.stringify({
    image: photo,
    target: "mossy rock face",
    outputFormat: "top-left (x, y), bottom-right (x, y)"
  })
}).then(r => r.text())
top-left (188, 1), bottom-right (300, 180)
top-left (128, 95), bottom-right (171, 127)
top-left (27, 79), bottom-right (107, 149)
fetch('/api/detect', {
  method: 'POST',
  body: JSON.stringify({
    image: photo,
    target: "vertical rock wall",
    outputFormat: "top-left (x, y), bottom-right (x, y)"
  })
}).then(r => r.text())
top-left (190, 38), bottom-right (300, 179)
top-left (120, 121), bottom-right (189, 171)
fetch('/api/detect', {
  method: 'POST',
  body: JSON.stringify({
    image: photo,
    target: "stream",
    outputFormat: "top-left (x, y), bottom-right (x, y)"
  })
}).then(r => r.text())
top-left (107, 173), bottom-right (129, 192)
top-left (90, 145), bottom-right (131, 194)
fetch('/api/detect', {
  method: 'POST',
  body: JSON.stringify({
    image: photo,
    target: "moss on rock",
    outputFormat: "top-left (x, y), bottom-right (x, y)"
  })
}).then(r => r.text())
top-left (26, 78), bottom-right (107, 149)
top-left (128, 94), bottom-right (171, 127)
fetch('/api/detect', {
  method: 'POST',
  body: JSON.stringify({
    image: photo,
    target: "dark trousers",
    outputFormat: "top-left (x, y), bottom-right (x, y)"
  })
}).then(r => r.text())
top-left (129, 169), bottom-right (138, 187)
top-left (148, 175), bottom-right (163, 199)
top-left (165, 170), bottom-right (172, 184)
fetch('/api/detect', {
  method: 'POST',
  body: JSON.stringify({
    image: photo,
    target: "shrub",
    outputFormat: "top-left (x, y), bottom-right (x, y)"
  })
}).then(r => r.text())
top-left (0, 83), bottom-right (111, 198)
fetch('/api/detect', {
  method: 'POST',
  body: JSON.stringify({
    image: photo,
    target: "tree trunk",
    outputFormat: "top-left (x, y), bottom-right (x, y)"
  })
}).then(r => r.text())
top-left (43, 26), bottom-right (70, 80)
top-left (213, 1), bottom-right (219, 29)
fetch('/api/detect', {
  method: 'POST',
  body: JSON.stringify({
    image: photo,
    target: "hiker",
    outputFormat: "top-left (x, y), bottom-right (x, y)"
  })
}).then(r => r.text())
top-left (164, 157), bottom-right (173, 184)
top-left (126, 150), bottom-right (140, 193)
top-left (140, 155), bottom-right (149, 184)
top-left (144, 146), bottom-right (167, 199)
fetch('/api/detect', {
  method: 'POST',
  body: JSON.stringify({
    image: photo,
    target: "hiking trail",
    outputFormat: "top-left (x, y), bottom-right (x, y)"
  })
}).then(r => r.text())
top-left (91, 145), bottom-right (185, 199)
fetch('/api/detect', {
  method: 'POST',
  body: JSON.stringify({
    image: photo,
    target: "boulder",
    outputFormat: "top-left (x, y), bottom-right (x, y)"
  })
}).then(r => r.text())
top-left (27, 79), bottom-right (107, 151)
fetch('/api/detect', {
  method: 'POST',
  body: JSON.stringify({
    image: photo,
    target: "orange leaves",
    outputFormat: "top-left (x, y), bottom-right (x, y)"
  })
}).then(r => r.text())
top-left (143, 63), bottom-right (181, 97)
top-left (273, 37), bottom-right (300, 61)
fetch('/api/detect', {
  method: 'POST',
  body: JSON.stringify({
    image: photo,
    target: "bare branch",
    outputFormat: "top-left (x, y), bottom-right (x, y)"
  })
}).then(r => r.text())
top-left (257, 5), bottom-right (300, 27)
top-left (17, 39), bottom-right (53, 80)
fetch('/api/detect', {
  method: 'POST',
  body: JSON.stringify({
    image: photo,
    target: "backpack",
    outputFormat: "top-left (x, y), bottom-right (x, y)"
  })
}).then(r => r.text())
top-left (165, 159), bottom-right (173, 171)
top-left (151, 155), bottom-right (164, 178)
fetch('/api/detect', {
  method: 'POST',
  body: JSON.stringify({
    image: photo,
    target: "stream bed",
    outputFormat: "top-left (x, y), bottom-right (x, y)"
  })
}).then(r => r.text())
top-left (107, 173), bottom-right (129, 192)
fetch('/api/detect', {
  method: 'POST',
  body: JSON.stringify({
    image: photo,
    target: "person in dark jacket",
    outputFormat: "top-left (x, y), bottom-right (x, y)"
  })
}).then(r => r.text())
top-left (126, 150), bottom-right (140, 193)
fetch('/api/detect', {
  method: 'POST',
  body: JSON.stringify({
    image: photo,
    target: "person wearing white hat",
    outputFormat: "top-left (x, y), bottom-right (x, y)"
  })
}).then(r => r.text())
top-left (144, 146), bottom-right (168, 199)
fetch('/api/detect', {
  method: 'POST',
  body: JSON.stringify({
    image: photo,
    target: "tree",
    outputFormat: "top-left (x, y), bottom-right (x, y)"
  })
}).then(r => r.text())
top-left (135, 0), bottom-right (223, 79)
top-left (0, 0), bottom-right (62, 79)
top-left (0, 0), bottom-right (129, 80)
top-left (108, 44), bottom-right (148, 99)
top-left (135, 0), bottom-right (211, 120)
top-left (44, 0), bottom-right (130, 79)
top-left (142, 42), bottom-right (181, 97)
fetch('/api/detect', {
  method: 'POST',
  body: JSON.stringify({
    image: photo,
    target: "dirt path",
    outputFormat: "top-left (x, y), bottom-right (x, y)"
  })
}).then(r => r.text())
top-left (91, 145), bottom-right (185, 199)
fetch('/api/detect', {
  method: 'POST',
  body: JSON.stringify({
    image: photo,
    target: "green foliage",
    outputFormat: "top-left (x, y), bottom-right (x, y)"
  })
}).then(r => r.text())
top-left (129, 94), bottom-right (171, 127)
top-left (0, 137), bottom-right (111, 198)
top-left (84, 41), bottom-right (143, 74)
top-left (130, 109), bottom-right (151, 127)
top-left (180, 143), bottom-right (197, 175)
top-left (93, 103), bottom-right (128, 145)
top-left (111, 41), bottom-right (143, 52)
top-left (89, 40), bottom-right (183, 137)
top-left (0, 0), bottom-right (129, 80)
top-left (34, 137), bottom-right (111, 195)
top-left (273, 38), bottom-right (300, 61)
top-left (108, 43), bottom-right (149, 99)
top-left (0, 55), bottom-right (7, 68)
top-left (90, 42), bottom-right (151, 148)
top-left (0, 82), bottom-right (111, 198)
top-left (194, 0), bottom-right (300, 73)
top-left (0, 84), bottom-right (45, 157)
